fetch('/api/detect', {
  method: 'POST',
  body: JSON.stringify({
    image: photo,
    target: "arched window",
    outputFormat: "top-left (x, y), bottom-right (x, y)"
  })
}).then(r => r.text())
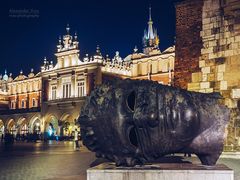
top-left (11, 100), bottom-right (15, 109)
top-left (32, 98), bottom-right (36, 107)
top-left (21, 99), bottom-right (25, 108)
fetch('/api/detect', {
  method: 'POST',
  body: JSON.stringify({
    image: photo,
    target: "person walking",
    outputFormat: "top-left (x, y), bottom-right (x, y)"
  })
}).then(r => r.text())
top-left (74, 128), bottom-right (80, 151)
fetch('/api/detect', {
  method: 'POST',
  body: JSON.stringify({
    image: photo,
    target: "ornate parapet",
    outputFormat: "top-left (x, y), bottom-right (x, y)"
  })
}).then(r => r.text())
top-left (101, 60), bottom-right (132, 77)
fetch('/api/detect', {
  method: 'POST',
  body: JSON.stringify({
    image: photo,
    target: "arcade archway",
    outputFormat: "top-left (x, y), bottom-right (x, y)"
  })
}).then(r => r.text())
top-left (32, 118), bottom-right (41, 134)
top-left (45, 116), bottom-right (59, 137)
top-left (18, 118), bottom-right (28, 135)
top-left (7, 119), bottom-right (16, 135)
top-left (29, 114), bottom-right (42, 134)
top-left (59, 114), bottom-right (75, 137)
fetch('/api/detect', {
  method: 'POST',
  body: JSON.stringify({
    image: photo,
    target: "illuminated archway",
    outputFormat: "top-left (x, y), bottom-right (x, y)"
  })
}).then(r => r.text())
top-left (59, 114), bottom-right (75, 137)
top-left (29, 115), bottom-right (42, 134)
top-left (17, 118), bottom-right (28, 135)
top-left (45, 115), bottom-right (59, 136)
top-left (32, 119), bottom-right (41, 134)
top-left (7, 119), bottom-right (16, 135)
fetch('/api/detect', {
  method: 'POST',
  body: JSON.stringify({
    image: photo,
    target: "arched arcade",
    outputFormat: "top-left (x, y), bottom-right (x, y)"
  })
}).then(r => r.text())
top-left (6, 119), bottom-right (16, 135)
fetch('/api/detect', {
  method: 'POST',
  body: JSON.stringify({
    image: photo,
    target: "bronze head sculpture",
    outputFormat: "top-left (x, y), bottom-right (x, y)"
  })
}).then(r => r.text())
top-left (79, 79), bottom-right (229, 167)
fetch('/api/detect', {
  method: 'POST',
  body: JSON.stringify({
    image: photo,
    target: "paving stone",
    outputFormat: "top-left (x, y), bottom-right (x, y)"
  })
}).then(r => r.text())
top-left (0, 142), bottom-right (240, 180)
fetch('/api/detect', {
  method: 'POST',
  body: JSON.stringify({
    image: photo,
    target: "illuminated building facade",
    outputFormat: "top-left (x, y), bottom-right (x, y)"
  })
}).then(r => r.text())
top-left (40, 25), bottom-right (103, 137)
top-left (0, 9), bottom-right (174, 138)
top-left (102, 7), bottom-right (174, 84)
top-left (0, 69), bottom-right (41, 136)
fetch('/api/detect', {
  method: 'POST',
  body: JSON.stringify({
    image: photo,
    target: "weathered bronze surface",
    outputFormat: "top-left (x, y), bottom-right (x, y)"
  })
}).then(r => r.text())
top-left (79, 79), bottom-right (229, 167)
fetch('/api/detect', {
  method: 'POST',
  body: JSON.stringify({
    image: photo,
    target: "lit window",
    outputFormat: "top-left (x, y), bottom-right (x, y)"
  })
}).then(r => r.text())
top-left (23, 84), bottom-right (27, 92)
top-left (63, 83), bottom-right (71, 98)
top-left (51, 86), bottom-right (57, 100)
top-left (32, 98), bottom-right (36, 107)
top-left (77, 81), bottom-right (85, 97)
top-left (62, 77), bottom-right (71, 99)
top-left (21, 99), bottom-right (25, 108)
top-left (34, 82), bottom-right (38, 91)
top-left (10, 101), bottom-right (15, 109)
top-left (17, 84), bottom-right (21, 94)
top-left (28, 82), bottom-right (33, 92)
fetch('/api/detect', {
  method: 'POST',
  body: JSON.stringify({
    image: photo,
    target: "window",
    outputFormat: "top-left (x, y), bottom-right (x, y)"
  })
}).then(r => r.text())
top-left (32, 98), bottom-right (36, 107)
top-left (63, 83), bottom-right (71, 98)
top-left (62, 77), bottom-right (72, 99)
top-left (22, 84), bottom-right (27, 92)
top-left (51, 86), bottom-right (57, 100)
top-left (10, 101), bottom-right (15, 109)
top-left (21, 99), bottom-right (25, 108)
top-left (17, 84), bottom-right (21, 94)
top-left (34, 81), bottom-right (38, 91)
top-left (28, 82), bottom-right (33, 92)
top-left (77, 81), bottom-right (85, 97)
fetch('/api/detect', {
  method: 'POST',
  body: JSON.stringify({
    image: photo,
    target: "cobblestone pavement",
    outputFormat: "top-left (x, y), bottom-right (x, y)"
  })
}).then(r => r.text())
top-left (0, 141), bottom-right (239, 180)
top-left (0, 141), bottom-right (95, 180)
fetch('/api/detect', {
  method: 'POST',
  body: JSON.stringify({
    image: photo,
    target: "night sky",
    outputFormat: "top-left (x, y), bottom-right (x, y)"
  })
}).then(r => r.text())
top-left (0, 0), bottom-right (176, 77)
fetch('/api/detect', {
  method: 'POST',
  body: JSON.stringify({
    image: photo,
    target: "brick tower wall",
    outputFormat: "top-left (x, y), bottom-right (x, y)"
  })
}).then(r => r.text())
top-left (174, 0), bottom-right (204, 89)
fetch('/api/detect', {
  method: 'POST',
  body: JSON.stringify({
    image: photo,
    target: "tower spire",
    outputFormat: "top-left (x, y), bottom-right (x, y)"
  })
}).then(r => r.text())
top-left (66, 24), bottom-right (70, 34)
top-left (149, 6), bottom-right (152, 21)
top-left (147, 6), bottom-right (154, 40)
top-left (142, 6), bottom-right (160, 55)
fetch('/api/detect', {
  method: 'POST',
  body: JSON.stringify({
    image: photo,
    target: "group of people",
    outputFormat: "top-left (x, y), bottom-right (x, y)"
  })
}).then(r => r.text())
top-left (1, 128), bottom-right (81, 151)
top-left (0, 132), bottom-right (41, 144)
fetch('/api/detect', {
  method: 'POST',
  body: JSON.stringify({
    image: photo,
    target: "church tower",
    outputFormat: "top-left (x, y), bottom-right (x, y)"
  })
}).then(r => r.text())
top-left (142, 7), bottom-right (160, 55)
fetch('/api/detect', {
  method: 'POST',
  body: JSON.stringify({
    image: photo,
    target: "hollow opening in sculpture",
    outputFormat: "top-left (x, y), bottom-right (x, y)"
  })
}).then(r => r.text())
top-left (127, 91), bottom-right (136, 112)
top-left (128, 126), bottom-right (138, 147)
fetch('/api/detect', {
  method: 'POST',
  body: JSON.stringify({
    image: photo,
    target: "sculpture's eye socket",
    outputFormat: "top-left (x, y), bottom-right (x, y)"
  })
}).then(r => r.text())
top-left (128, 126), bottom-right (138, 147)
top-left (127, 91), bottom-right (136, 112)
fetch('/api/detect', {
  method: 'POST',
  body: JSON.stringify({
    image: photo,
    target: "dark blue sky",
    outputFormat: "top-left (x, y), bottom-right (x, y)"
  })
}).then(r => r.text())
top-left (0, 0), bottom-right (176, 76)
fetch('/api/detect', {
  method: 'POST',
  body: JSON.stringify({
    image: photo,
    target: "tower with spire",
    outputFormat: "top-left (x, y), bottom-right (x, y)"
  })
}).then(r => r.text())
top-left (142, 7), bottom-right (160, 55)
